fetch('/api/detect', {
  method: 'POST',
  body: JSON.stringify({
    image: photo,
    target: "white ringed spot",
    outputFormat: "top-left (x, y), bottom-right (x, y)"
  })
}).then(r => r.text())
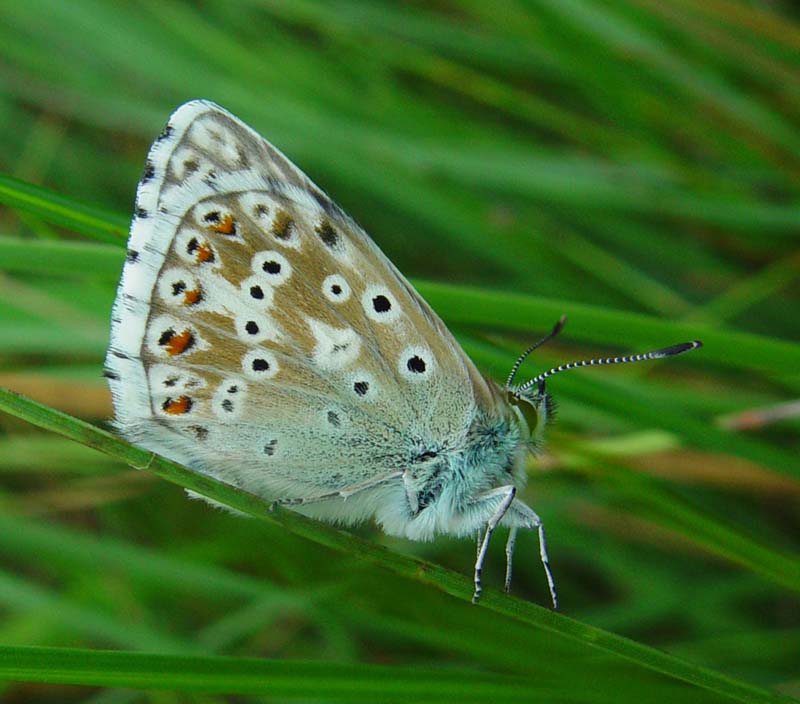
top-left (398, 345), bottom-right (435, 382)
top-left (267, 207), bottom-right (302, 249)
top-left (157, 268), bottom-right (204, 308)
top-left (322, 274), bottom-right (351, 303)
top-left (176, 229), bottom-right (217, 266)
top-left (147, 315), bottom-right (208, 358)
top-left (238, 192), bottom-right (271, 223)
top-left (194, 201), bottom-right (243, 241)
top-left (212, 378), bottom-right (248, 419)
top-left (171, 146), bottom-right (208, 182)
top-left (362, 284), bottom-right (401, 323)
top-left (235, 313), bottom-right (280, 344)
top-left (347, 370), bottom-right (378, 401)
top-left (243, 349), bottom-right (279, 379)
top-left (240, 274), bottom-right (275, 308)
top-left (252, 251), bottom-right (291, 286)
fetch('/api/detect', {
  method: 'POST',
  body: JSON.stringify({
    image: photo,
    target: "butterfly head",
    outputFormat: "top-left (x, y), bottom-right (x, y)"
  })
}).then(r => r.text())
top-left (506, 383), bottom-right (554, 447)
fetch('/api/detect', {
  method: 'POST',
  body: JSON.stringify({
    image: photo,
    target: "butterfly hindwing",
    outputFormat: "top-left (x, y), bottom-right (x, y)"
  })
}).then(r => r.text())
top-left (107, 100), bottom-right (492, 505)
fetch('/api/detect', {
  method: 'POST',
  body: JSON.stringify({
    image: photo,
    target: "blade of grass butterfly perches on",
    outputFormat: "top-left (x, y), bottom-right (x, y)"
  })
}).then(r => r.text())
top-left (106, 100), bottom-right (703, 610)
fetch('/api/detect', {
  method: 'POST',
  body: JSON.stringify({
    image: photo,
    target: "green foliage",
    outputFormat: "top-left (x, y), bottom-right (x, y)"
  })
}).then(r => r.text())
top-left (0, 1), bottom-right (798, 702)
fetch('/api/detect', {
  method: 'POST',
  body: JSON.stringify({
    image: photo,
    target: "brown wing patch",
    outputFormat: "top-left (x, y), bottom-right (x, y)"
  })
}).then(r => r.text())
top-left (115, 102), bottom-right (492, 502)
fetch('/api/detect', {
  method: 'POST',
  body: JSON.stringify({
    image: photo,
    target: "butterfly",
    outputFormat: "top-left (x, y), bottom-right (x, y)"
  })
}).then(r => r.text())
top-left (106, 100), bottom-right (701, 607)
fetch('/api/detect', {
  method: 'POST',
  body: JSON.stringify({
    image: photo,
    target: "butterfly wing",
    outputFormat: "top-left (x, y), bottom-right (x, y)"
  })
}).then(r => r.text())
top-left (107, 100), bottom-right (500, 517)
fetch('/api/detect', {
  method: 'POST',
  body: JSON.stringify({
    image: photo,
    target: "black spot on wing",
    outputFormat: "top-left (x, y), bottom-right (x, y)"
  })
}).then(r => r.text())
top-left (316, 220), bottom-right (339, 248)
top-left (407, 356), bottom-right (426, 373)
top-left (141, 161), bottom-right (155, 183)
top-left (251, 358), bottom-right (270, 372)
top-left (372, 295), bottom-right (391, 313)
top-left (189, 425), bottom-right (208, 440)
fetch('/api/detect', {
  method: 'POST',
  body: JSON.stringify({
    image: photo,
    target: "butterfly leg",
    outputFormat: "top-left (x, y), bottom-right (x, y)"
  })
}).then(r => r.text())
top-left (272, 470), bottom-right (404, 509)
top-left (536, 519), bottom-right (557, 610)
top-left (513, 502), bottom-right (558, 609)
top-left (473, 485), bottom-right (516, 604)
top-left (504, 526), bottom-right (518, 593)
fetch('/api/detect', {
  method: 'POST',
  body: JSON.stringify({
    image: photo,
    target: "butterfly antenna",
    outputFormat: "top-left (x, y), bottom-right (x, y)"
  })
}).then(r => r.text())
top-left (506, 316), bottom-right (568, 389)
top-left (516, 340), bottom-right (703, 395)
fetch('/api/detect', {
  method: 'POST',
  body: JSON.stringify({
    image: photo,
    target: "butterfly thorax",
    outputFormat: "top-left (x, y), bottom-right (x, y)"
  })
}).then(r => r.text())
top-left (385, 402), bottom-right (528, 541)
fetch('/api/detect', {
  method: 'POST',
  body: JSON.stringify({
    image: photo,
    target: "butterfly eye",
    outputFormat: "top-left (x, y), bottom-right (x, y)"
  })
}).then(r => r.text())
top-left (509, 393), bottom-right (543, 439)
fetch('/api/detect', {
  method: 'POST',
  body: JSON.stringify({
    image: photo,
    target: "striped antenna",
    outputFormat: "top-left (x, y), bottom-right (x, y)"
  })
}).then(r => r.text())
top-left (515, 340), bottom-right (703, 395)
top-left (506, 316), bottom-right (568, 389)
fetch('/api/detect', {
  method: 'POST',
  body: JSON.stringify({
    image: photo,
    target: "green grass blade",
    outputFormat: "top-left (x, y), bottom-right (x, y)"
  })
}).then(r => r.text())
top-left (0, 388), bottom-right (793, 704)
top-left (0, 645), bottom-right (539, 700)
top-left (419, 281), bottom-right (800, 374)
top-left (577, 454), bottom-right (800, 593)
top-left (0, 174), bottom-right (127, 244)
top-left (0, 571), bottom-right (193, 653)
top-left (0, 237), bottom-right (122, 280)
top-left (0, 232), bottom-right (794, 377)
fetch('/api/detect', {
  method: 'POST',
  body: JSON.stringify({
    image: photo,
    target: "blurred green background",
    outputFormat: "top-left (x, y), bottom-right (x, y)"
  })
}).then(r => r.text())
top-left (0, 0), bottom-right (798, 702)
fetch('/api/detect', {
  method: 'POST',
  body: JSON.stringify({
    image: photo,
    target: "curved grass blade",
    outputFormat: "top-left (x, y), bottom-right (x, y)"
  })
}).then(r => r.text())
top-left (0, 174), bottom-right (127, 245)
top-left (419, 280), bottom-right (800, 375)
top-left (0, 388), bottom-right (793, 704)
top-left (0, 235), bottom-right (795, 379)
top-left (0, 645), bottom-right (537, 700)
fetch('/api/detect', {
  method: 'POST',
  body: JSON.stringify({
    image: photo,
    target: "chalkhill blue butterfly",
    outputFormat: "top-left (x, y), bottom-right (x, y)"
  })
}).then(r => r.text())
top-left (106, 101), bottom-right (701, 607)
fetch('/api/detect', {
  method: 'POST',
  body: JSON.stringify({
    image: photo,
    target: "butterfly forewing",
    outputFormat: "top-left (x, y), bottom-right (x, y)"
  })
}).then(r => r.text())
top-left (107, 101), bottom-right (490, 502)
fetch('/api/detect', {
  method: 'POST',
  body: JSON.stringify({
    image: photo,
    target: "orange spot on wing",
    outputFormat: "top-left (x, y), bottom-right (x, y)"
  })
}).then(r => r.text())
top-left (165, 330), bottom-right (194, 355)
top-left (271, 210), bottom-right (293, 240)
top-left (196, 243), bottom-right (214, 263)
top-left (163, 395), bottom-right (193, 415)
top-left (183, 289), bottom-right (202, 306)
top-left (210, 214), bottom-right (236, 235)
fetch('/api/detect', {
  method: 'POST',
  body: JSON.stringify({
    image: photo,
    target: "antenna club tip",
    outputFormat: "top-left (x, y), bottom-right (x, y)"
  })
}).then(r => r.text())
top-left (655, 340), bottom-right (703, 358)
